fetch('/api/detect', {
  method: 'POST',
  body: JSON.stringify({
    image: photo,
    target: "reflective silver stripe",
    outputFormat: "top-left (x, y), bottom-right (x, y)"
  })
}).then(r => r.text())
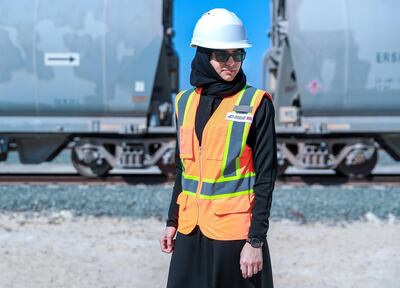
top-left (177, 89), bottom-right (195, 128)
top-left (176, 89), bottom-right (195, 175)
top-left (223, 87), bottom-right (258, 177)
top-left (201, 175), bottom-right (255, 196)
top-left (234, 105), bottom-right (252, 113)
top-left (182, 177), bottom-right (199, 193)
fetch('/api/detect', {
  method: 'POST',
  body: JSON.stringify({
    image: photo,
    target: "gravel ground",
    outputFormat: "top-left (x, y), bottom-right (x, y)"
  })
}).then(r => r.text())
top-left (0, 215), bottom-right (398, 288)
top-left (0, 184), bottom-right (399, 223)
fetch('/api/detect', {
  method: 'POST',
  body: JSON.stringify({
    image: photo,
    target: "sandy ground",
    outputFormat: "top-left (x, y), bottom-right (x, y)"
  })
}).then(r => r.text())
top-left (0, 213), bottom-right (399, 288)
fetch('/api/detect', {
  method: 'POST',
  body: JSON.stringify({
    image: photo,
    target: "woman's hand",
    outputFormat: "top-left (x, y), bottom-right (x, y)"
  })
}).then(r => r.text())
top-left (160, 226), bottom-right (177, 253)
top-left (240, 242), bottom-right (263, 278)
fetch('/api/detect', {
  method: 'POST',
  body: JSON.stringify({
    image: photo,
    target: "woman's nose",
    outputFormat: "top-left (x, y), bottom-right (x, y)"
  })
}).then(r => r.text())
top-left (225, 55), bottom-right (235, 65)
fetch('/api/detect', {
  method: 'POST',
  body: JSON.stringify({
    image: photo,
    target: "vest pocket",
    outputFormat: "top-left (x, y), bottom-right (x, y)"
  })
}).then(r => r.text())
top-left (212, 195), bottom-right (251, 215)
top-left (206, 127), bottom-right (227, 161)
top-left (176, 192), bottom-right (188, 209)
top-left (179, 127), bottom-right (194, 159)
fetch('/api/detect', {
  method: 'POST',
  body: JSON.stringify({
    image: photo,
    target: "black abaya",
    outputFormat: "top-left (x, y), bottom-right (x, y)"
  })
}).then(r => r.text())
top-left (167, 228), bottom-right (273, 288)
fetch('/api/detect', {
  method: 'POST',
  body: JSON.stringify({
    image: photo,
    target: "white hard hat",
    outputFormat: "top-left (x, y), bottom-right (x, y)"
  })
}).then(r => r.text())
top-left (190, 8), bottom-right (252, 49)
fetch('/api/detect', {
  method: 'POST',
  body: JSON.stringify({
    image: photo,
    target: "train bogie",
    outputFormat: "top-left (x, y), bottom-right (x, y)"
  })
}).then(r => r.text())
top-left (265, 0), bottom-right (400, 176)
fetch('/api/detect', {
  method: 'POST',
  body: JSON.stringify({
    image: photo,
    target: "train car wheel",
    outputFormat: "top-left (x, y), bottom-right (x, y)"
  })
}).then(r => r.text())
top-left (335, 149), bottom-right (378, 177)
top-left (71, 149), bottom-right (112, 178)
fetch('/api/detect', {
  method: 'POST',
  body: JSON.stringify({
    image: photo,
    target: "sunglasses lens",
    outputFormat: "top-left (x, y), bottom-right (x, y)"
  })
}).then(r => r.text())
top-left (214, 51), bottom-right (229, 62)
top-left (232, 50), bottom-right (246, 61)
top-left (213, 50), bottom-right (245, 62)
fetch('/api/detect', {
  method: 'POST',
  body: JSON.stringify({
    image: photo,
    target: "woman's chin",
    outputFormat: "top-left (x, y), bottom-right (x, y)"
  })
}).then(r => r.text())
top-left (221, 73), bottom-right (236, 82)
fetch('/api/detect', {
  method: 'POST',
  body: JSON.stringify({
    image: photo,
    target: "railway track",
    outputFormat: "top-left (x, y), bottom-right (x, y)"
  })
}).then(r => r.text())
top-left (0, 173), bottom-right (399, 185)
top-left (0, 173), bottom-right (170, 185)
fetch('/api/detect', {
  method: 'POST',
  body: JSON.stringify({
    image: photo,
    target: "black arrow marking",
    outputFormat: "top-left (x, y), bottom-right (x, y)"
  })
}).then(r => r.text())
top-left (48, 57), bottom-right (75, 62)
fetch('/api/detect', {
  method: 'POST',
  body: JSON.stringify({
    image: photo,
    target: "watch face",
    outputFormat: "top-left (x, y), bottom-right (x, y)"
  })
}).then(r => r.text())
top-left (248, 238), bottom-right (262, 248)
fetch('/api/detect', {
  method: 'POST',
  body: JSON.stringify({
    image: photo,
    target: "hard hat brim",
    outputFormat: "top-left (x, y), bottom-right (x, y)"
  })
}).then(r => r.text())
top-left (190, 39), bottom-right (252, 49)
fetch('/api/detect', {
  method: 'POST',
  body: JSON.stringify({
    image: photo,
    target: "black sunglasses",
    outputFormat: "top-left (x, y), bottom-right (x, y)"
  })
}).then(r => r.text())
top-left (212, 49), bottom-right (246, 62)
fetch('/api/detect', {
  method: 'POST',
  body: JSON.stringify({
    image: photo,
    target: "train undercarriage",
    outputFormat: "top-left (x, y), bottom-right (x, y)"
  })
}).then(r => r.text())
top-left (277, 136), bottom-right (380, 177)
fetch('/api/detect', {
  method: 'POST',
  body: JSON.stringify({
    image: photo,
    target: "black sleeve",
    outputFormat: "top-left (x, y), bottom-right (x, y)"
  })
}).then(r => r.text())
top-left (166, 118), bottom-right (182, 228)
top-left (246, 96), bottom-right (277, 240)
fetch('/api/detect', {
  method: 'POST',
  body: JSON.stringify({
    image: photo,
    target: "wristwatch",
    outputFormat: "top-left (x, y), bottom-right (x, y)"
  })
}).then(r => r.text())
top-left (247, 237), bottom-right (264, 248)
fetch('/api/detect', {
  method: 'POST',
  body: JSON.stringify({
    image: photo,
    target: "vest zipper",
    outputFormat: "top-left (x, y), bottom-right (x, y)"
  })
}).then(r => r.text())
top-left (195, 146), bottom-right (202, 225)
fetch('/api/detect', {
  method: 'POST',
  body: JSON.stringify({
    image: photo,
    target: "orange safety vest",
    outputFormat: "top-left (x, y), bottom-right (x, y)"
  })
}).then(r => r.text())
top-left (175, 85), bottom-right (271, 241)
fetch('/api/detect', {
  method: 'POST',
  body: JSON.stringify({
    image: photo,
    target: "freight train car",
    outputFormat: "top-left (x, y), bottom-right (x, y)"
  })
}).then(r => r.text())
top-left (264, 0), bottom-right (400, 176)
top-left (0, 0), bottom-right (178, 177)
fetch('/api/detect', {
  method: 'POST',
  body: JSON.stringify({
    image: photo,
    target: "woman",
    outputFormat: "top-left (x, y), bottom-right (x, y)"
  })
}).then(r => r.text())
top-left (160, 8), bottom-right (277, 288)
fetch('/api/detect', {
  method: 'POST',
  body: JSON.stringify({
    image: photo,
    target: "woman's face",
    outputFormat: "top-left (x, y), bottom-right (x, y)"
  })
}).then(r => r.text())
top-left (209, 49), bottom-right (244, 82)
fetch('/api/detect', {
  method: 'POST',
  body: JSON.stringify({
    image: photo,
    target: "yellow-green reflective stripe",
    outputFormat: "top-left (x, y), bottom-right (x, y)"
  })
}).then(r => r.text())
top-left (235, 88), bottom-right (259, 174)
top-left (174, 90), bottom-right (186, 116)
top-left (177, 89), bottom-right (194, 127)
top-left (250, 90), bottom-right (259, 106)
top-left (182, 190), bottom-right (196, 197)
top-left (177, 89), bottom-right (195, 172)
top-left (177, 89), bottom-right (193, 159)
top-left (220, 86), bottom-right (247, 177)
top-left (181, 159), bottom-right (186, 171)
top-left (236, 89), bottom-right (261, 172)
top-left (223, 86), bottom-right (257, 177)
top-left (182, 172), bottom-right (199, 181)
top-left (182, 189), bottom-right (253, 199)
top-left (201, 175), bottom-right (255, 196)
top-left (199, 189), bottom-right (254, 200)
top-left (182, 89), bottom-right (196, 126)
top-left (176, 89), bottom-right (189, 121)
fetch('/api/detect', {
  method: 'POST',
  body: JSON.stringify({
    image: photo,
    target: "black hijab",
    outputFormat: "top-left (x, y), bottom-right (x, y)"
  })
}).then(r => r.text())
top-left (189, 47), bottom-right (247, 144)
top-left (190, 47), bottom-right (247, 97)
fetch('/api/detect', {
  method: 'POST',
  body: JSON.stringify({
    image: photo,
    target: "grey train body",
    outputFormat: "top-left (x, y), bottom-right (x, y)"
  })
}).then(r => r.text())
top-left (0, 0), bottom-right (178, 176)
top-left (265, 0), bottom-right (400, 176)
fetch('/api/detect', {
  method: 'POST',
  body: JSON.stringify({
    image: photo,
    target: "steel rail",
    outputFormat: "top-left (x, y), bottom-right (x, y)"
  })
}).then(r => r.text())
top-left (0, 173), bottom-right (399, 186)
